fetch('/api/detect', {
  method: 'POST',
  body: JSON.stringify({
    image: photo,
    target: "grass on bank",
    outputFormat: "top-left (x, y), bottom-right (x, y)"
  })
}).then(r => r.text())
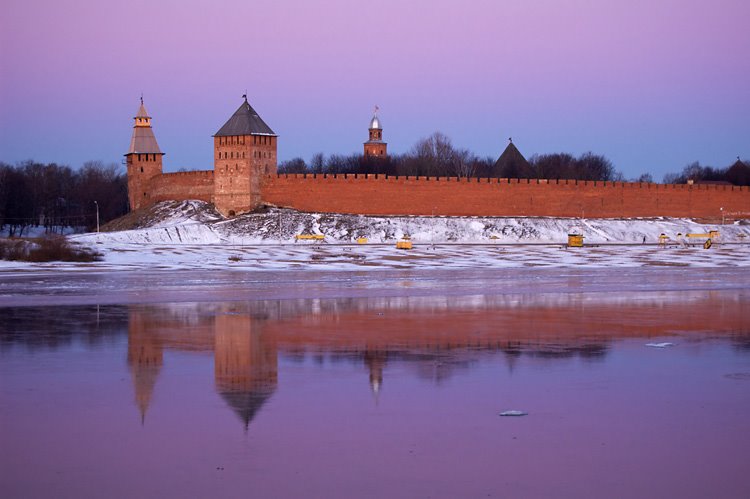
top-left (0, 236), bottom-right (102, 262)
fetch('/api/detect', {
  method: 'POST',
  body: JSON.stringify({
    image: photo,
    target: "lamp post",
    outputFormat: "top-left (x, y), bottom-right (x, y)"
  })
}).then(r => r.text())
top-left (432, 206), bottom-right (437, 250)
top-left (94, 201), bottom-right (99, 233)
top-left (720, 207), bottom-right (724, 226)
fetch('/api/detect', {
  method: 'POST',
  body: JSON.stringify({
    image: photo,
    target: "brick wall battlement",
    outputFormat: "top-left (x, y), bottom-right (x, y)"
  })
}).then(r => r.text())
top-left (133, 169), bottom-right (749, 219)
top-left (270, 173), bottom-right (749, 192)
top-left (262, 174), bottom-right (750, 219)
top-left (160, 170), bottom-right (214, 178)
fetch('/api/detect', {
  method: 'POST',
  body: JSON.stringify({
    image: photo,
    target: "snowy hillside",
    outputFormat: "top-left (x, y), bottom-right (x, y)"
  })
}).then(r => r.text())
top-left (4, 200), bottom-right (731, 272)
top-left (76, 200), bottom-right (749, 246)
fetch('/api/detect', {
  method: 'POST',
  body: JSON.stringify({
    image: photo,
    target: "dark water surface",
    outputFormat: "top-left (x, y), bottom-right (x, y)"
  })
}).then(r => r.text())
top-left (2, 289), bottom-right (750, 498)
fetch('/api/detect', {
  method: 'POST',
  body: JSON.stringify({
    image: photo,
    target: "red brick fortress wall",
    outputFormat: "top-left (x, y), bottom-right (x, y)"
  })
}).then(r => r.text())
top-left (262, 174), bottom-right (750, 219)
top-left (148, 170), bottom-right (215, 204)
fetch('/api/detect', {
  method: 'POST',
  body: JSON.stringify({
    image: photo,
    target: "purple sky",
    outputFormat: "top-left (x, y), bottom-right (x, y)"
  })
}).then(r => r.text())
top-left (1, 0), bottom-right (748, 180)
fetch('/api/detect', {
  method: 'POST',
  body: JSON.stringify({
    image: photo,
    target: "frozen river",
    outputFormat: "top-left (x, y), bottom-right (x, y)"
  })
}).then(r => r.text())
top-left (1, 266), bottom-right (749, 307)
top-left (1, 267), bottom-right (750, 498)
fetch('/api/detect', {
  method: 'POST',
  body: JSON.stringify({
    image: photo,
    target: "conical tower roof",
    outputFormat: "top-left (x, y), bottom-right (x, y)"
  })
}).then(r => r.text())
top-left (726, 157), bottom-right (750, 186)
top-left (729, 158), bottom-right (747, 169)
top-left (494, 140), bottom-right (530, 173)
top-left (215, 97), bottom-right (276, 137)
top-left (136, 102), bottom-right (150, 118)
top-left (127, 100), bottom-right (163, 155)
top-left (219, 387), bottom-right (275, 431)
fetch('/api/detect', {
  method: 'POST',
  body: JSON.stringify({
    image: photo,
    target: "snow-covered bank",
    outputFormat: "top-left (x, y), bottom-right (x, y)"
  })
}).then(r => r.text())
top-left (2, 201), bottom-right (747, 272)
top-left (76, 201), bottom-right (749, 246)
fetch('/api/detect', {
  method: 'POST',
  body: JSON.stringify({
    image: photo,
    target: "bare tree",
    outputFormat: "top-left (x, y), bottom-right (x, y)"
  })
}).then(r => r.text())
top-left (310, 153), bottom-right (325, 174)
top-left (278, 157), bottom-right (307, 173)
top-left (635, 173), bottom-right (654, 183)
top-left (453, 149), bottom-right (478, 178)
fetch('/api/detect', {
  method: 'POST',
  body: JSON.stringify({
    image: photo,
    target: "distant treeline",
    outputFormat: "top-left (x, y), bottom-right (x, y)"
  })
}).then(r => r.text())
top-left (662, 160), bottom-right (750, 186)
top-left (0, 160), bottom-right (128, 236)
top-left (280, 132), bottom-right (750, 187)
top-left (279, 132), bottom-right (623, 181)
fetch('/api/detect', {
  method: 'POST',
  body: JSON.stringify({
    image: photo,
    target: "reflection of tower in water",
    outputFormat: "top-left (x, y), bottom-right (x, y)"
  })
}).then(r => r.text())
top-left (127, 311), bottom-right (163, 425)
top-left (214, 308), bottom-right (278, 431)
top-left (363, 350), bottom-right (386, 403)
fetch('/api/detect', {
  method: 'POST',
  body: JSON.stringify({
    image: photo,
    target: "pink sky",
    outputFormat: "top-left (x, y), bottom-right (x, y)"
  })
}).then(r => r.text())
top-left (1, 0), bottom-right (748, 179)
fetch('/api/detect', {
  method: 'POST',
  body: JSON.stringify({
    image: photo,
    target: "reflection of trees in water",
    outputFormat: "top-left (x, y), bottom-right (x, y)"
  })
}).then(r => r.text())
top-left (500, 341), bottom-right (609, 360)
top-left (730, 331), bottom-right (750, 353)
top-left (282, 341), bottom-right (610, 390)
top-left (0, 306), bottom-right (128, 350)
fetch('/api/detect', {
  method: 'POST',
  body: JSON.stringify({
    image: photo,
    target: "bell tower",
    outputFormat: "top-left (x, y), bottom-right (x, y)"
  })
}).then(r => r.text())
top-left (364, 106), bottom-right (387, 158)
top-left (125, 98), bottom-right (164, 211)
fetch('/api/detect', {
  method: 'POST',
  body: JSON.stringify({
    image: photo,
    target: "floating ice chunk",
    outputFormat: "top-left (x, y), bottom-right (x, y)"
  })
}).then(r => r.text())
top-left (499, 410), bottom-right (528, 417)
top-left (645, 342), bottom-right (675, 348)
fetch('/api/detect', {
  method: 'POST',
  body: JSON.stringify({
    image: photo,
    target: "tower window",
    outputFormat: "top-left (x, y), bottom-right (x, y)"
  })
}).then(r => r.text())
top-left (140, 167), bottom-right (143, 173)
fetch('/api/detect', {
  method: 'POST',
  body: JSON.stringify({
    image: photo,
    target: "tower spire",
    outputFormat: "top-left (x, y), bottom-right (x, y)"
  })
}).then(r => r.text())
top-left (364, 106), bottom-right (387, 158)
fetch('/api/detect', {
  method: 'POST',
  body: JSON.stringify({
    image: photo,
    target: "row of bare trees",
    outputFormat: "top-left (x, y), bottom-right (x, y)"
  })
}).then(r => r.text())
top-left (0, 160), bottom-right (128, 236)
top-left (280, 132), bottom-right (622, 181)
top-left (662, 160), bottom-right (750, 186)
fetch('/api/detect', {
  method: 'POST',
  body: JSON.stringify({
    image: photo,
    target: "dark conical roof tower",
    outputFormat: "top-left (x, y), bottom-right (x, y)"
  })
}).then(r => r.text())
top-left (214, 96), bottom-right (276, 136)
top-left (494, 138), bottom-right (531, 176)
top-left (726, 157), bottom-right (750, 186)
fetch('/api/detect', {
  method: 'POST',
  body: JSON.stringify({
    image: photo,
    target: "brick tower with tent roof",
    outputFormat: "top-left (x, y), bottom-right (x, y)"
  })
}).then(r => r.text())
top-left (125, 98), bottom-right (164, 211)
top-left (213, 95), bottom-right (278, 216)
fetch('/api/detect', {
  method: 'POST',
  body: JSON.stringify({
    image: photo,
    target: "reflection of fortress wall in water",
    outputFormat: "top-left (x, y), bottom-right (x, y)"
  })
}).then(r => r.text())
top-left (125, 292), bottom-right (750, 427)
